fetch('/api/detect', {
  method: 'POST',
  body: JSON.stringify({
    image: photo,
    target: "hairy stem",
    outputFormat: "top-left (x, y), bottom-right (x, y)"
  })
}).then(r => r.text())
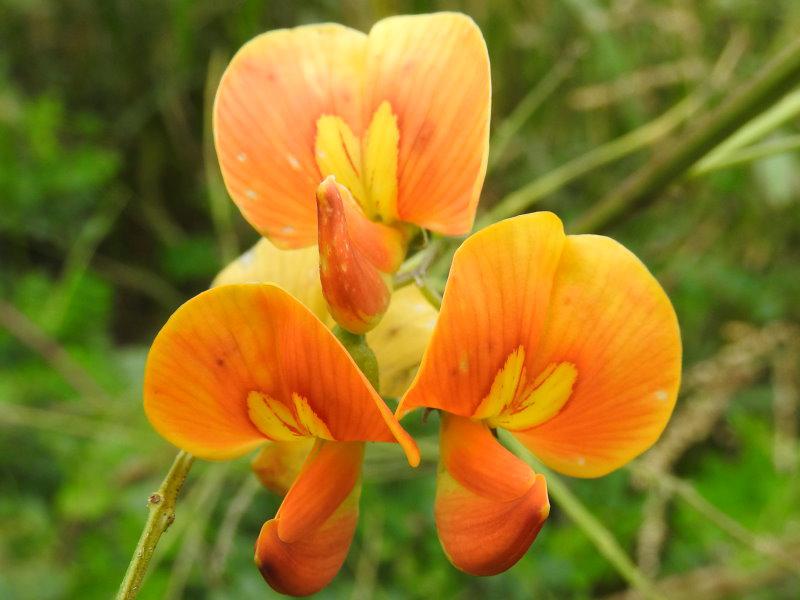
top-left (116, 450), bottom-right (195, 600)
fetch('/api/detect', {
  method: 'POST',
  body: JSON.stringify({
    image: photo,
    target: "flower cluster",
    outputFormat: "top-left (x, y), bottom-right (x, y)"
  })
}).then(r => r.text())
top-left (143, 12), bottom-right (681, 597)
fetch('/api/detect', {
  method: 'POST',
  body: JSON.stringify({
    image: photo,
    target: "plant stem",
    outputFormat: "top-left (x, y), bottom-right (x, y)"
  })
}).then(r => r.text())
top-left (116, 450), bottom-right (195, 600)
top-left (393, 238), bottom-right (443, 289)
top-left (501, 432), bottom-right (665, 600)
top-left (692, 87), bottom-right (800, 174)
top-left (415, 278), bottom-right (443, 311)
top-left (478, 93), bottom-right (703, 227)
top-left (691, 134), bottom-right (800, 176)
top-left (334, 326), bottom-right (380, 390)
top-left (575, 37), bottom-right (800, 233)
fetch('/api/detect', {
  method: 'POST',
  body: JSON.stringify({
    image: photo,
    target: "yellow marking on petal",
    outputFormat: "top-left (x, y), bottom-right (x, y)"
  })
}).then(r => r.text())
top-left (315, 115), bottom-right (366, 205)
top-left (489, 363), bottom-right (577, 431)
top-left (314, 102), bottom-right (400, 223)
top-left (247, 391), bottom-right (304, 441)
top-left (293, 393), bottom-right (334, 440)
top-left (473, 346), bottom-right (526, 420)
top-left (362, 101), bottom-right (399, 222)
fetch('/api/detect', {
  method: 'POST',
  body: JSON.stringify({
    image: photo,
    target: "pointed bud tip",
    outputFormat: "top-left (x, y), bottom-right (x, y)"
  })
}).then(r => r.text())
top-left (315, 179), bottom-right (391, 334)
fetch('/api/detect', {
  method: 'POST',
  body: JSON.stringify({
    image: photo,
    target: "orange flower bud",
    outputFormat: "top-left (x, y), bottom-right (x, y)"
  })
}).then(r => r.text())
top-left (316, 177), bottom-right (392, 334)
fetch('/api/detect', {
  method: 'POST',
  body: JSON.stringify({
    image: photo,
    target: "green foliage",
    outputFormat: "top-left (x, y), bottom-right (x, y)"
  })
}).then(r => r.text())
top-left (1, 1), bottom-right (799, 599)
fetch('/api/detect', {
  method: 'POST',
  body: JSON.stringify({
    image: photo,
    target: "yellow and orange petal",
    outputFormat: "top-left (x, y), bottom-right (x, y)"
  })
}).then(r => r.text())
top-left (435, 414), bottom-right (549, 575)
top-left (256, 441), bottom-right (363, 596)
top-left (214, 24), bottom-right (366, 247)
top-left (397, 212), bottom-right (566, 419)
top-left (212, 238), bottom-right (438, 398)
top-left (214, 13), bottom-right (490, 244)
top-left (512, 234), bottom-right (681, 477)
top-left (364, 13), bottom-right (490, 234)
top-left (251, 440), bottom-right (315, 496)
top-left (144, 283), bottom-right (418, 465)
top-left (398, 212), bottom-right (681, 477)
top-left (367, 285), bottom-right (438, 398)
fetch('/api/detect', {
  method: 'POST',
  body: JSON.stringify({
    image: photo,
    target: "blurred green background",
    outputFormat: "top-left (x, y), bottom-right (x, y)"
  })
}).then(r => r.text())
top-left (2, 0), bottom-right (800, 598)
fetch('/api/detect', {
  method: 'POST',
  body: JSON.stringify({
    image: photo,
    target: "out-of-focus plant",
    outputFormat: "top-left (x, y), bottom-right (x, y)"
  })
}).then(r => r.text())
top-left (2, 2), bottom-right (800, 599)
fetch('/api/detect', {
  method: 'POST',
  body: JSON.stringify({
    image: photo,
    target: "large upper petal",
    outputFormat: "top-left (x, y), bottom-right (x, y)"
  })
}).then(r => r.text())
top-left (365, 13), bottom-right (490, 234)
top-left (513, 235), bottom-right (681, 477)
top-left (144, 284), bottom-right (418, 464)
top-left (397, 213), bottom-right (567, 418)
top-left (435, 414), bottom-right (549, 576)
top-left (214, 13), bottom-right (490, 245)
top-left (214, 24), bottom-right (366, 247)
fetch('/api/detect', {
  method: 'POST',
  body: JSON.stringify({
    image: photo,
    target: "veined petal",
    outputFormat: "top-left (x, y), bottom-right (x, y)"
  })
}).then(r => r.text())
top-left (397, 213), bottom-right (567, 418)
top-left (398, 213), bottom-right (680, 478)
top-left (276, 441), bottom-right (363, 543)
top-left (365, 13), bottom-right (490, 234)
top-left (251, 439), bottom-right (315, 496)
top-left (435, 414), bottom-right (549, 576)
top-left (144, 284), bottom-right (419, 464)
top-left (513, 235), bottom-right (681, 477)
top-left (213, 241), bottom-right (436, 398)
top-left (255, 441), bottom-right (362, 596)
top-left (214, 24), bottom-right (366, 247)
top-left (215, 14), bottom-right (490, 246)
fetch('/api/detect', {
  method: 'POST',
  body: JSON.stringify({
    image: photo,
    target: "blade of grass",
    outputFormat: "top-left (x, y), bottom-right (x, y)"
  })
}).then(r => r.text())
top-left (693, 87), bottom-right (800, 172)
top-left (575, 37), bottom-right (800, 232)
top-left (691, 134), bottom-right (800, 176)
top-left (478, 92), bottom-right (704, 227)
top-left (44, 191), bottom-right (129, 332)
top-left (0, 299), bottom-right (113, 410)
top-left (479, 29), bottom-right (747, 227)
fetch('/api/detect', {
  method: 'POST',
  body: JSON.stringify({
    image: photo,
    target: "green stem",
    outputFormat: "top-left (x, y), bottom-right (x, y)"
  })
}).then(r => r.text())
top-left (501, 432), bottom-right (665, 600)
top-left (692, 87), bottom-right (800, 174)
top-left (691, 134), bottom-right (800, 176)
top-left (116, 451), bottom-right (195, 600)
top-left (478, 93), bottom-right (703, 228)
top-left (414, 278), bottom-right (443, 311)
top-left (575, 37), bottom-right (800, 233)
top-left (334, 326), bottom-right (380, 390)
top-left (393, 239), bottom-right (443, 289)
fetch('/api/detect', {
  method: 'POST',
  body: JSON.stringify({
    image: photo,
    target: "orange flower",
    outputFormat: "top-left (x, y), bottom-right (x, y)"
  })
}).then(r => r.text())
top-left (214, 13), bottom-right (490, 332)
top-left (144, 284), bottom-right (419, 596)
top-left (212, 237), bottom-right (438, 493)
top-left (397, 212), bottom-right (682, 575)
